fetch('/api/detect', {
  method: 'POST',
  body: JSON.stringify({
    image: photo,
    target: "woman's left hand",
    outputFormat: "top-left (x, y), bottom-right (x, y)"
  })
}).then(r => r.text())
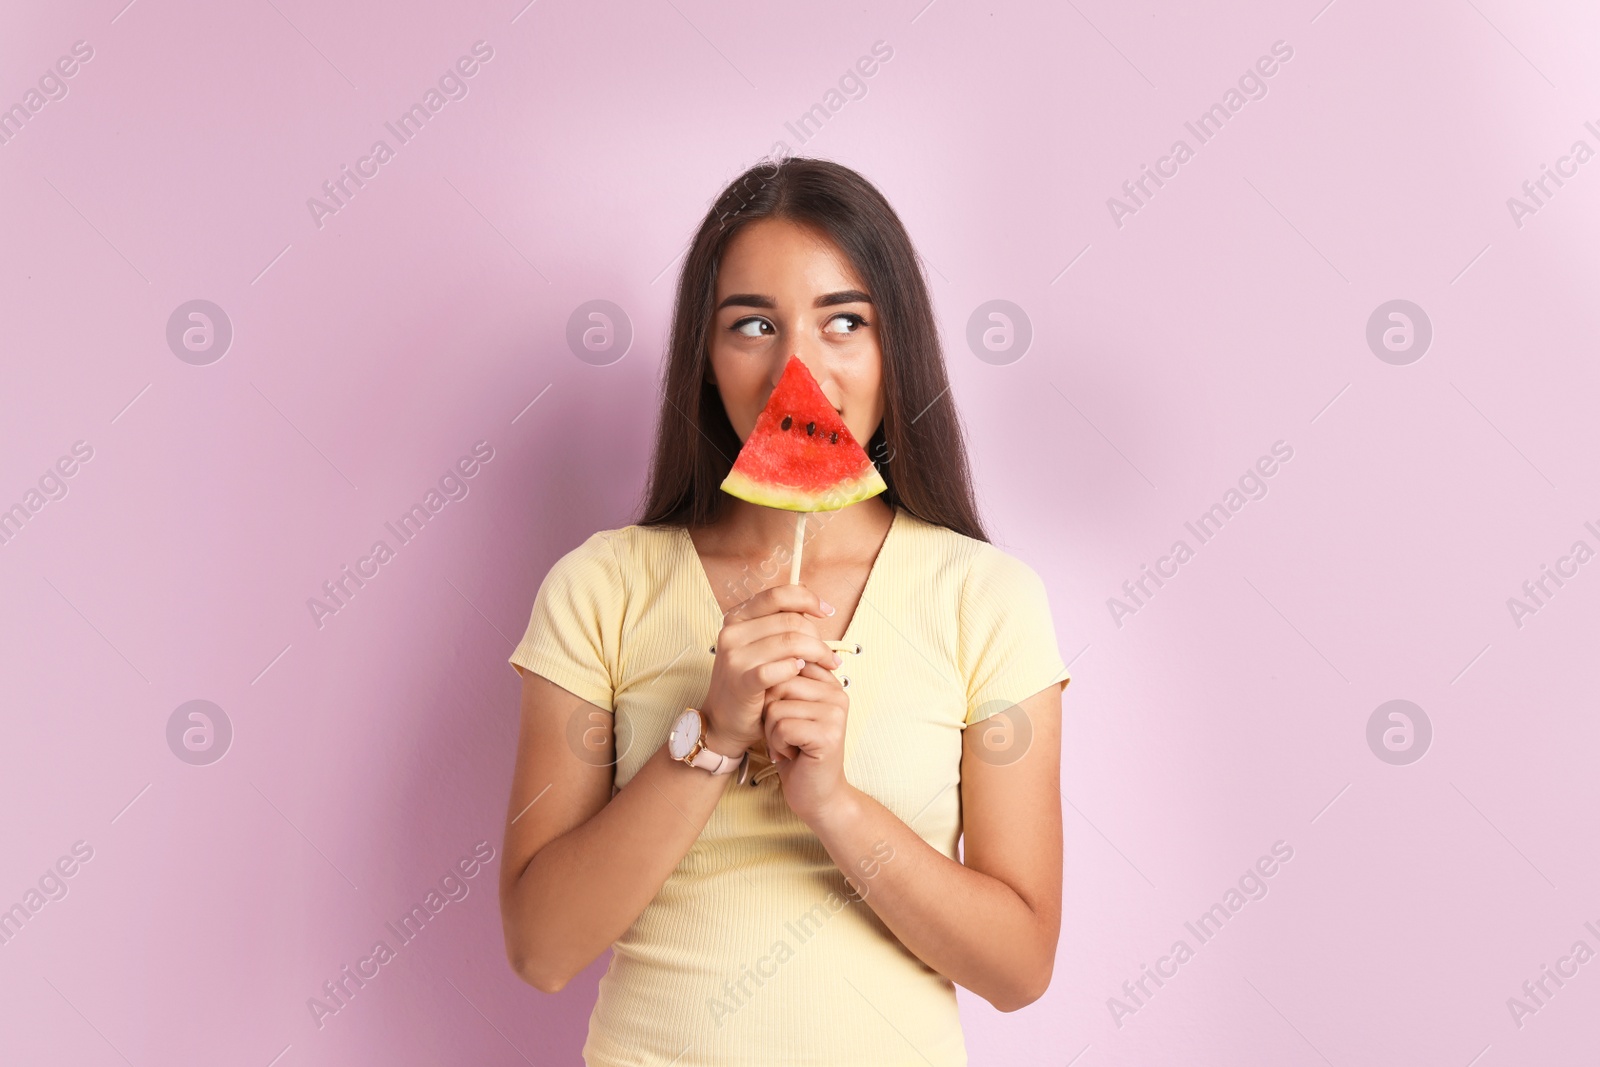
top-left (763, 659), bottom-right (853, 826)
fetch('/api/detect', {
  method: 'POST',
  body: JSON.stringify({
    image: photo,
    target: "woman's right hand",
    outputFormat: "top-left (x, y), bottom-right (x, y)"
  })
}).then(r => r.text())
top-left (702, 584), bottom-right (842, 755)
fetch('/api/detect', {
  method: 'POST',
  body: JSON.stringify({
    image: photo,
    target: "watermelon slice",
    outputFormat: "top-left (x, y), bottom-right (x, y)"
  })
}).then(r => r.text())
top-left (720, 358), bottom-right (888, 512)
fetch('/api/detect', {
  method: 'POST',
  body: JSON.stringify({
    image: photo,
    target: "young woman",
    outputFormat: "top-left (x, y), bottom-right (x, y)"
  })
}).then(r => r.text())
top-left (499, 157), bottom-right (1071, 1066)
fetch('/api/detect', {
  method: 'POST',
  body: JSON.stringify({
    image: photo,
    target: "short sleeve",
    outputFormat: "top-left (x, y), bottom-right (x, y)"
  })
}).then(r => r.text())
top-left (508, 531), bottom-right (625, 712)
top-left (958, 547), bottom-right (1072, 726)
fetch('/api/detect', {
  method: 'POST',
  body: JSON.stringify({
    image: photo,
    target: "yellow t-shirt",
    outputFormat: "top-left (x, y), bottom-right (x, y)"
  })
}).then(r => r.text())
top-left (509, 505), bottom-right (1071, 1067)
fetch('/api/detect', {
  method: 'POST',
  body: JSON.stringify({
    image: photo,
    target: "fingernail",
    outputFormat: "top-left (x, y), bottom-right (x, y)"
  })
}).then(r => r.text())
top-left (831, 652), bottom-right (843, 667)
top-left (794, 658), bottom-right (806, 670)
top-left (819, 599), bottom-right (835, 615)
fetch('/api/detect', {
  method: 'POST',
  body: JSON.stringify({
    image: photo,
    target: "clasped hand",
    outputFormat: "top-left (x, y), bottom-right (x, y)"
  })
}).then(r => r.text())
top-left (701, 583), bottom-right (853, 826)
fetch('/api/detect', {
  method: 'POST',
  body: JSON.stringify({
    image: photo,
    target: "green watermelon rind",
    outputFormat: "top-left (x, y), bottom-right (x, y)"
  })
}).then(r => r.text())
top-left (721, 463), bottom-right (887, 513)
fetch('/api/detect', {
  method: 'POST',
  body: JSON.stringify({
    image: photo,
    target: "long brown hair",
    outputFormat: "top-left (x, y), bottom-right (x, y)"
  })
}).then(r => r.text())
top-left (635, 155), bottom-right (989, 543)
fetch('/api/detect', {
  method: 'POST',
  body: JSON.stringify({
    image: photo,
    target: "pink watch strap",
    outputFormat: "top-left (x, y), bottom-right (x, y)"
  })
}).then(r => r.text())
top-left (690, 744), bottom-right (740, 775)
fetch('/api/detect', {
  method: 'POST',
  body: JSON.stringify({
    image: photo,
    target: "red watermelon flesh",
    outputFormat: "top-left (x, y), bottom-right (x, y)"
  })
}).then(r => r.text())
top-left (720, 358), bottom-right (888, 512)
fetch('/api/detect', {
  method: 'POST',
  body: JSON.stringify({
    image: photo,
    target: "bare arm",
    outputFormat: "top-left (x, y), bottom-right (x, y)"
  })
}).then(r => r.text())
top-left (497, 669), bottom-right (737, 991)
top-left (805, 682), bottom-right (1065, 1012)
top-left (498, 584), bottom-right (839, 992)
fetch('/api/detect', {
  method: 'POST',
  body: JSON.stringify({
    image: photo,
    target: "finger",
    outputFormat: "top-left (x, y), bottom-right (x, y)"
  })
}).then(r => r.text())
top-left (794, 660), bottom-right (843, 687)
top-left (763, 711), bottom-right (792, 762)
top-left (746, 654), bottom-right (811, 693)
top-left (769, 713), bottom-right (832, 761)
top-left (767, 695), bottom-right (848, 727)
top-left (767, 662), bottom-right (846, 710)
top-left (762, 700), bottom-right (815, 762)
top-left (724, 583), bottom-right (833, 625)
top-left (718, 609), bottom-right (820, 651)
top-left (736, 631), bottom-right (841, 676)
top-left (764, 675), bottom-right (842, 706)
top-left (765, 696), bottom-right (850, 762)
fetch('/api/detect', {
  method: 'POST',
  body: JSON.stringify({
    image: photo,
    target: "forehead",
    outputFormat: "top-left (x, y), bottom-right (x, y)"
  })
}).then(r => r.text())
top-left (716, 217), bottom-right (865, 297)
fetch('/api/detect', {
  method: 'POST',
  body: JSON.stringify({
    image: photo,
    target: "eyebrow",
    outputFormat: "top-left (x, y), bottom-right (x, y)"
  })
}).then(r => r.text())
top-left (715, 289), bottom-right (873, 312)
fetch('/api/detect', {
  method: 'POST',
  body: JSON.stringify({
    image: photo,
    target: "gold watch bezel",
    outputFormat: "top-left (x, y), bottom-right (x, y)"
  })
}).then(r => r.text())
top-left (672, 706), bottom-right (709, 765)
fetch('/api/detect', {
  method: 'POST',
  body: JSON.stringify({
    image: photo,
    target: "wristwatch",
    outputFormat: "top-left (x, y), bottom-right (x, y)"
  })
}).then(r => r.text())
top-left (668, 707), bottom-right (744, 775)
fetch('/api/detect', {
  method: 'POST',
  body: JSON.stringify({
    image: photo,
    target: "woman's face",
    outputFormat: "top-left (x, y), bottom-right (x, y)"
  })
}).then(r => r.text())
top-left (708, 217), bottom-right (884, 448)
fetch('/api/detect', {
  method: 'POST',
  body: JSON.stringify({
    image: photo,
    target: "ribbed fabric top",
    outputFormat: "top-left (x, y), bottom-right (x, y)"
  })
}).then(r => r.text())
top-left (509, 506), bottom-right (1071, 1067)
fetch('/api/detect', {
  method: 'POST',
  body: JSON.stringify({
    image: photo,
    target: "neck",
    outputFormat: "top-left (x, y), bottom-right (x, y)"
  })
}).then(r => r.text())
top-left (705, 497), bottom-right (894, 565)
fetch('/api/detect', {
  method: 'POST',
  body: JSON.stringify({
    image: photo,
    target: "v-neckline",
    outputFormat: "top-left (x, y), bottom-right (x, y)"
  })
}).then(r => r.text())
top-left (681, 506), bottom-right (901, 646)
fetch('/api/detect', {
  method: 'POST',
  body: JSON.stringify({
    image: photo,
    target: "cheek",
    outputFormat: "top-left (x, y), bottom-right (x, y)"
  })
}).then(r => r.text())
top-left (841, 361), bottom-right (884, 442)
top-left (710, 348), bottom-right (769, 436)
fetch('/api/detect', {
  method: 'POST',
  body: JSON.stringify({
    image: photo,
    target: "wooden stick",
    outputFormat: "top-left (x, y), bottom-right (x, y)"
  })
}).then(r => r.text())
top-left (789, 511), bottom-right (806, 584)
top-left (767, 511), bottom-right (809, 777)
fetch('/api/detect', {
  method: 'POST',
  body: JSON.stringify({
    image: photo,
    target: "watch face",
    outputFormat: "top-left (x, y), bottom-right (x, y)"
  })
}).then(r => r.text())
top-left (668, 709), bottom-right (701, 759)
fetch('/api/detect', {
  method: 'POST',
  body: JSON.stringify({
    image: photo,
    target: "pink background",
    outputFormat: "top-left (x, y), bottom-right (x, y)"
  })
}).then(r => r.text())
top-left (3, 0), bottom-right (1598, 1063)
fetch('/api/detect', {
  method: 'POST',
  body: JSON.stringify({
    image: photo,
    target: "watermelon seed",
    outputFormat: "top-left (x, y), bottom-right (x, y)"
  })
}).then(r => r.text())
top-left (780, 415), bottom-right (792, 431)
top-left (806, 421), bottom-right (816, 435)
top-left (830, 431), bottom-right (839, 444)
